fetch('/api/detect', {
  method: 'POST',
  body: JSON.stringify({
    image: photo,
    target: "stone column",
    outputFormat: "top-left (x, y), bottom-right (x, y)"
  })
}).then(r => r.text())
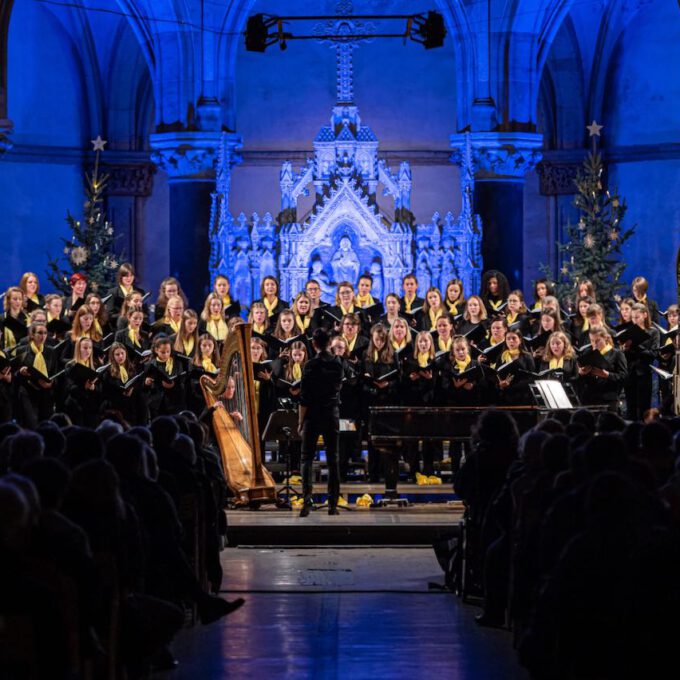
top-left (150, 131), bottom-right (241, 307)
top-left (451, 132), bottom-right (542, 291)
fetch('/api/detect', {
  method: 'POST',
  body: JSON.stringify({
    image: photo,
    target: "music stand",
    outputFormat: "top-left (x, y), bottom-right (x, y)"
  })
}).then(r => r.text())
top-left (530, 380), bottom-right (577, 410)
top-left (262, 409), bottom-right (300, 509)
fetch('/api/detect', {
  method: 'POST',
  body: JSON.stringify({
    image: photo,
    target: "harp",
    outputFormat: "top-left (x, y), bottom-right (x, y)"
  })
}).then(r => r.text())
top-left (200, 322), bottom-right (276, 505)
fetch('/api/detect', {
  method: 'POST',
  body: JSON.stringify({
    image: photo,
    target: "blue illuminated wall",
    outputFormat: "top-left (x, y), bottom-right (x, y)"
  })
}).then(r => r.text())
top-left (0, 0), bottom-right (678, 307)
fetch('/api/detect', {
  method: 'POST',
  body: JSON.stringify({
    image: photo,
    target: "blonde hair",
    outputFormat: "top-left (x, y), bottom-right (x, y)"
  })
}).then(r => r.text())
top-left (19, 272), bottom-right (40, 296)
top-left (163, 295), bottom-right (185, 321)
top-left (200, 293), bottom-right (224, 322)
top-left (3, 286), bottom-right (25, 313)
top-left (73, 336), bottom-right (95, 368)
top-left (248, 302), bottom-right (270, 331)
top-left (542, 331), bottom-right (575, 361)
top-left (388, 317), bottom-right (411, 346)
top-left (413, 330), bottom-right (434, 359)
top-left (463, 295), bottom-right (488, 322)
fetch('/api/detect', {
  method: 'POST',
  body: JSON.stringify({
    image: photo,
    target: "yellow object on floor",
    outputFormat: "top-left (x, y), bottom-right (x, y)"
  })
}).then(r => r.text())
top-left (415, 472), bottom-right (429, 486)
top-left (356, 493), bottom-right (373, 507)
top-left (427, 475), bottom-right (443, 485)
top-left (290, 495), bottom-right (305, 508)
top-left (337, 495), bottom-right (349, 507)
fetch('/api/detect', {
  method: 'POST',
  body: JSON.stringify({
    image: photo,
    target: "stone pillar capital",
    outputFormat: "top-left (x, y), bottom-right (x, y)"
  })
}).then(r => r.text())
top-left (149, 131), bottom-right (242, 182)
top-left (0, 118), bottom-right (13, 156)
top-left (450, 132), bottom-right (543, 181)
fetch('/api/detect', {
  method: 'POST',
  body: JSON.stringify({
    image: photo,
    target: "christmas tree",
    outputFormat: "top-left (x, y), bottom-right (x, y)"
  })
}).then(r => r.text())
top-left (545, 121), bottom-right (635, 316)
top-left (46, 136), bottom-right (120, 294)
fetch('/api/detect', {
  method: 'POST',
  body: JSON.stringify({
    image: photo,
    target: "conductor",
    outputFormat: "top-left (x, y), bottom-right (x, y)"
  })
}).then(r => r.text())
top-left (297, 328), bottom-right (344, 517)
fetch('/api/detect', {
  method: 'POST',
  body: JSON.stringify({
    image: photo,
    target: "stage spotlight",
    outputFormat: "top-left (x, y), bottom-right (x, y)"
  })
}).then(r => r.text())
top-left (245, 13), bottom-right (278, 52)
top-left (412, 11), bottom-right (446, 49)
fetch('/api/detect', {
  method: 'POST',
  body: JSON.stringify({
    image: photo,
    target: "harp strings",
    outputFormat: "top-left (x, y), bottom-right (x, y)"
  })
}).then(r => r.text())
top-left (231, 354), bottom-right (252, 445)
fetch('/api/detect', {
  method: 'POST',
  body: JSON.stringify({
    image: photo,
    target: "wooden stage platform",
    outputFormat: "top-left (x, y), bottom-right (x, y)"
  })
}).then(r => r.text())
top-left (227, 483), bottom-right (464, 547)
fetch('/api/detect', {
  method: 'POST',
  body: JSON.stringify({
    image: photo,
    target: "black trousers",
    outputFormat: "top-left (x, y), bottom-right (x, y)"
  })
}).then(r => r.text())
top-left (625, 369), bottom-right (652, 421)
top-left (301, 408), bottom-right (340, 504)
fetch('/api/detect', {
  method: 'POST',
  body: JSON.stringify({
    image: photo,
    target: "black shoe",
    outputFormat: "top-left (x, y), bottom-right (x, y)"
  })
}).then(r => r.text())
top-left (299, 502), bottom-right (313, 518)
top-left (198, 596), bottom-right (245, 625)
top-left (474, 612), bottom-right (504, 628)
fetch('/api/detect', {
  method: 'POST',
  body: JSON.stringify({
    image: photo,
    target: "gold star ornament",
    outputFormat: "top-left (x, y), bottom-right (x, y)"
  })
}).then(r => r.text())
top-left (91, 135), bottom-right (107, 151)
top-left (587, 120), bottom-right (603, 137)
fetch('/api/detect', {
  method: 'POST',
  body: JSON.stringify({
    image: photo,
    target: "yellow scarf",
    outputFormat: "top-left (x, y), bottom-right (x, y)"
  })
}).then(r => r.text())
top-left (93, 319), bottom-right (103, 336)
top-left (119, 365), bottom-right (129, 383)
top-left (340, 303), bottom-right (355, 315)
top-left (489, 299), bottom-right (503, 311)
top-left (501, 349), bottom-right (520, 364)
top-left (292, 362), bottom-right (303, 381)
top-left (506, 312), bottom-right (517, 324)
top-left (29, 294), bottom-right (39, 305)
top-left (343, 334), bottom-right (358, 353)
top-left (356, 293), bottom-right (375, 308)
top-left (222, 295), bottom-right (231, 307)
top-left (30, 341), bottom-right (48, 377)
top-left (295, 314), bottom-right (310, 333)
top-left (490, 336), bottom-right (504, 346)
top-left (599, 344), bottom-right (612, 356)
top-left (446, 301), bottom-right (459, 315)
top-left (428, 308), bottom-right (442, 329)
top-left (120, 284), bottom-right (132, 298)
top-left (455, 357), bottom-right (471, 372)
top-left (534, 301), bottom-right (542, 310)
top-left (167, 318), bottom-right (181, 334)
top-left (549, 357), bottom-right (564, 370)
top-left (77, 357), bottom-right (92, 368)
top-left (582, 319), bottom-right (589, 332)
top-left (373, 350), bottom-right (379, 362)
top-left (202, 357), bottom-right (217, 373)
top-left (209, 317), bottom-right (228, 341)
top-left (392, 340), bottom-right (407, 351)
top-left (159, 357), bottom-right (174, 375)
top-left (4, 328), bottom-right (16, 350)
top-left (183, 337), bottom-right (195, 356)
top-left (438, 337), bottom-right (452, 353)
top-left (0, 349), bottom-right (4, 359)
top-left (664, 337), bottom-right (673, 347)
top-left (263, 297), bottom-right (279, 317)
top-left (417, 352), bottom-right (430, 368)
top-left (404, 296), bottom-right (415, 313)
top-left (128, 328), bottom-right (141, 347)
top-left (253, 323), bottom-right (266, 335)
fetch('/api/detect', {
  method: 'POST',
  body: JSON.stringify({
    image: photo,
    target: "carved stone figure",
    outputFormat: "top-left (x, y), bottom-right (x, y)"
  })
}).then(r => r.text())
top-left (331, 235), bottom-right (360, 286)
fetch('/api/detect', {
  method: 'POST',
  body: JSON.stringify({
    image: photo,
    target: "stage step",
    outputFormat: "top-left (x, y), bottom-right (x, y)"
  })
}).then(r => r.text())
top-left (226, 500), bottom-right (464, 547)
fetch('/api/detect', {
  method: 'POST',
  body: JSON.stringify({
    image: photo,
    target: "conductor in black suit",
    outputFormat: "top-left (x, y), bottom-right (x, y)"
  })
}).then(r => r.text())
top-left (298, 328), bottom-right (344, 517)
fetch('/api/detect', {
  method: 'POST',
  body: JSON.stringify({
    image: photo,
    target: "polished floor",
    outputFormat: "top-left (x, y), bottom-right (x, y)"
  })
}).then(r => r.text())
top-left (167, 546), bottom-right (529, 680)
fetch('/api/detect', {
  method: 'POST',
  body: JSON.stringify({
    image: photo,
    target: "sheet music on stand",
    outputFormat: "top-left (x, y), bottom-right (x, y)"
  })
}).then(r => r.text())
top-left (532, 380), bottom-right (574, 410)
